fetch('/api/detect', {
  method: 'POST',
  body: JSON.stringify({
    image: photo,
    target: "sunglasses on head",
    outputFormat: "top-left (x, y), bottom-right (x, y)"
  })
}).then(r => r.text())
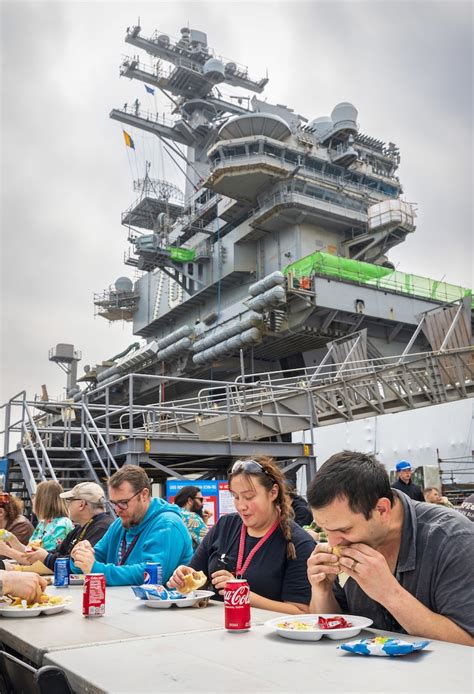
top-left (230, 460), bottom-right (272, 478)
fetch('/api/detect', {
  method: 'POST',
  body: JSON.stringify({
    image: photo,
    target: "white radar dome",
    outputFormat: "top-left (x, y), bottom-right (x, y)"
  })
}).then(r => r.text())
top-left (203, 58), bottom-right (225, 83)
top-left (331, 102), bottom-right (358, 127)
top-left (115, 277), bottom-right (133, 292)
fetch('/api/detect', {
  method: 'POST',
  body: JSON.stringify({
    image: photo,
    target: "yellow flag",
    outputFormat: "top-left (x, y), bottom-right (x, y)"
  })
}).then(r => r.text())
top-left (122, 130), bottom-right (135, 149)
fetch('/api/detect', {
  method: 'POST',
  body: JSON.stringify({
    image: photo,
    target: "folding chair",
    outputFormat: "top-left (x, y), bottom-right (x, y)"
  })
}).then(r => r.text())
top-left (0, 648), bottom-right (74, 694)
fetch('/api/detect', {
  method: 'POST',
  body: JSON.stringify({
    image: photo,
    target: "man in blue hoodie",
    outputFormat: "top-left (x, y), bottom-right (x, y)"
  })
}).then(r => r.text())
top-left (71, 465), bottom-right (193, 585)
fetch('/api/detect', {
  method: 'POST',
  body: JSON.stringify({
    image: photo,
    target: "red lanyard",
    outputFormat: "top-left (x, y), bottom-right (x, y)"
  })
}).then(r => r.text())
top-left (119, 532), bottom-right (140, 566)
top-left (236, 518), bottom-right (280, 577)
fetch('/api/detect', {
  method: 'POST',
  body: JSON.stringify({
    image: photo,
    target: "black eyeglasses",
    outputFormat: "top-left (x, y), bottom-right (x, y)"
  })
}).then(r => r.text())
top-left (65, 498), bottom-right (81, 503)
top-left (230, 460), bottom-right (271, 477)
top-left (194, 496), bottom-right (205, 502)
top-left (109, 488), bottom-right (144, 511)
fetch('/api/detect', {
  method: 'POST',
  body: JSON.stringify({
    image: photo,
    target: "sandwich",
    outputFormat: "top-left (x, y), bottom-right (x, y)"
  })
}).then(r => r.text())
top-left (330, 545), bottom-right (350, 588)
top-left (180, 570), bottom-right (207, 594)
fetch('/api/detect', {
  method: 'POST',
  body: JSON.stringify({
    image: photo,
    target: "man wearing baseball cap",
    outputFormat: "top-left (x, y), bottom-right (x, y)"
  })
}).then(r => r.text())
top-left (391, 460), bottom-right (424, 501)
top-left (23, 482), bottom-right (113, 571)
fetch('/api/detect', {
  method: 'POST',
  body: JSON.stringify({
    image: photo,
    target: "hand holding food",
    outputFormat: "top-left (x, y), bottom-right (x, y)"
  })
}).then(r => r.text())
top-left (181, 570), bottom-right (207, 594)
top-left (23, 547), bottom-right (48, 565)
top-left (307, 542), bottom-right (340, 590)
top-left (336, 543), bottom-right (397, 602)
top-left (70, 542), bottom-right (95, 575)
top-left (1, 570), bottom-right (47, 603)
top-left (330, 545), bottom-right (350, 587)
top-left (25, 540), bottom-right (42, 553)
top-left (167, 565), bottom-right (194, 591)
top-left (167, 566), bottom-right (207, 593)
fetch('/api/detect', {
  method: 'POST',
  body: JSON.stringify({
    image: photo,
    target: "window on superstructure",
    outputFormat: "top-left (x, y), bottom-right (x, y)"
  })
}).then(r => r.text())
top-left (284, 151), bottom-right (299, 164)
top-left (263, 144), bottom-right (282, 159)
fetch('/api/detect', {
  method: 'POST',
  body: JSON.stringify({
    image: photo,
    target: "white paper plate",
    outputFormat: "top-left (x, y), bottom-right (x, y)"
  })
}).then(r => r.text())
top-left (39, 603), bottom-right (69, 615)
top-left (0, 605), bottom-right (44, 618)
top-left (265, 614), bottom-right (373, 641)
top-left (0, 602), bottom-right (70, 618)
top-left (140, 590), bottom-right (215, 609)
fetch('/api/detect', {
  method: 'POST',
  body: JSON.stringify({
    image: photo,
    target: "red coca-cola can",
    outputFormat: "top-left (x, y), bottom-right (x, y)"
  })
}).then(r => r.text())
top-left (224, 578), bottom-right (251, 631)
top-left (83, 573), bottom-right (106, 617)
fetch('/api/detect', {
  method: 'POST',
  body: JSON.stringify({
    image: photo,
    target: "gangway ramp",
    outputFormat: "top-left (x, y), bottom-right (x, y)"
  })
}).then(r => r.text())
top-left (161, 346), bottom-right (474, 441)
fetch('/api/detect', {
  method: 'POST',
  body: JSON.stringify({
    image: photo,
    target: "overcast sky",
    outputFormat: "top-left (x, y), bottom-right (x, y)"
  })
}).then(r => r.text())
top-left (0, 0), bottom-right (472, 406)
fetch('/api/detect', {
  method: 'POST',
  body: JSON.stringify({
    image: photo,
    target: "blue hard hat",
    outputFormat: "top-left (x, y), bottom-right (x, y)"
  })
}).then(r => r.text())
top-left (396, 460), bottom-right (412, 472)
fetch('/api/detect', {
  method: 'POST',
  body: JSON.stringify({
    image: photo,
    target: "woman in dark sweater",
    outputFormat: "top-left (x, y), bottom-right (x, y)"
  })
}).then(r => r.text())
top-left (169, 456), bottom-right (315, 614)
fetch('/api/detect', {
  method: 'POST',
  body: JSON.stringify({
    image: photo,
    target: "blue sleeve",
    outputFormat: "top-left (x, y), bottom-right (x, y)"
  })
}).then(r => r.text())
top-left (69, 523), bottom-right (115, 576)
top-left (90, 527), bottom-right (110, 564)
top-left (82, 522), bottom-right (193, 586)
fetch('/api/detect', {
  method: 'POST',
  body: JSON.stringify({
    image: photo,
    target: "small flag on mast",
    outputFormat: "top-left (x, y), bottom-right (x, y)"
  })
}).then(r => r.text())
top-left (144, 84), bottom-right (155, 95)
top-left (122, 130), bottom-right (135, 149)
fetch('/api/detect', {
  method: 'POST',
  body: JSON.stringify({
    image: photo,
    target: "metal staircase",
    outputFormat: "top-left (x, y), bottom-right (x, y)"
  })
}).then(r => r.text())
top-left (1, 300), bottom-right (473, 497)
top-left (1, 392), bottom-right (119, 505)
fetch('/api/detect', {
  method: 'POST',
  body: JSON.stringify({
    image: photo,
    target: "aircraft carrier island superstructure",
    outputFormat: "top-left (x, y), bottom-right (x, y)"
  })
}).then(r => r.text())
top-left (2, 22), bottom-right (473, 503)
top-left (89, 22), bottom-right (473, 407)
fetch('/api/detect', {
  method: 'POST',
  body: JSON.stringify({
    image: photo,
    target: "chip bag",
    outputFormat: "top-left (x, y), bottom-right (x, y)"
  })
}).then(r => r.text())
top-left (339, 636), bottom-right (431, 656)
top-left (131, 584), bottom-right (185, 601)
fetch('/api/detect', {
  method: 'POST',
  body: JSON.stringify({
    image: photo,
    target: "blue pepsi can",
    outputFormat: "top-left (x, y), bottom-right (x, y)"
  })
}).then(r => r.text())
top-left (144, 562), bottom-right (162, 585)
top-left (54, 557), bottom-right (70, 587)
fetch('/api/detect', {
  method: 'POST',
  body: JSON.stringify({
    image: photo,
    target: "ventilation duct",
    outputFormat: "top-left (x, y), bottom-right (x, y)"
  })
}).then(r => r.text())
top-left (157, 326), bottom-right (192, 351)
top-left (156, 337), bottom-right (192, 362)
top-left (248, 271), bottom-right (285, 297)
top-left (193, 327), bottom-right (262, 365)
top-left (247, 285), bottom-right (286, 311)
top-left (193, 311), bottom-right (263, 353)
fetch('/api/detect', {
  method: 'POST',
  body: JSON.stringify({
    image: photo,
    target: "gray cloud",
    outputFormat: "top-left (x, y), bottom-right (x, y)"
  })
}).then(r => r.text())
top-left (1, 0), bottom-right (472, 403)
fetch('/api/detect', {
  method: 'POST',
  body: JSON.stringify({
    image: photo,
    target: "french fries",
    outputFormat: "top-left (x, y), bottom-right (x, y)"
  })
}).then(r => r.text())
top-left (3, 593), bottom-right (65, 609)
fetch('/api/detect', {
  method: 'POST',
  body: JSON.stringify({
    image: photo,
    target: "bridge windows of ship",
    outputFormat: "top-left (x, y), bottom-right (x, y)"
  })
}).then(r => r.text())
top-left (211, 142), bottom-right (399, 198)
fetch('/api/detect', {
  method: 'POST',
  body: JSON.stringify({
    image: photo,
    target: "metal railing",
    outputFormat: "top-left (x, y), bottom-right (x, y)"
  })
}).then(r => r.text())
top-left (1, 347), bottom-right (472, 484)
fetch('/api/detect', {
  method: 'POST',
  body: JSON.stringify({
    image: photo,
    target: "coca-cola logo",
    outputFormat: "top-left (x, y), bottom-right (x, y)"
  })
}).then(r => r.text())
top-left (224, 585), bottom-right (249, 606)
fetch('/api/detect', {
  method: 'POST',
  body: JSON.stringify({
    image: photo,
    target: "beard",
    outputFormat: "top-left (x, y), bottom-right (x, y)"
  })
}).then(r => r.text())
top-left (192, 502), bottom-right (204, 517)
top-left (121, 506), bottom-right (147, 529)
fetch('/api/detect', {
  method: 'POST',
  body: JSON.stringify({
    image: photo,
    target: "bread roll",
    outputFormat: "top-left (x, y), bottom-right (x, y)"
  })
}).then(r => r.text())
top-left (181, 570), bottom-right (207, 594)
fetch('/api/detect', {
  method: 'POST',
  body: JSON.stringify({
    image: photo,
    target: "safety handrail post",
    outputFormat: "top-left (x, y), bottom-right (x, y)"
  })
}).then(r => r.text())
top-left (129, 374), bottom-right (134, 439)
top-left (3, 401), bottom-right (11, 456)
top-left (23, 400), bottom-right (57, 482)
top-left (106, 386), bottom-right (110, 445)
top-left (82, 402), bottom-right (119, 473)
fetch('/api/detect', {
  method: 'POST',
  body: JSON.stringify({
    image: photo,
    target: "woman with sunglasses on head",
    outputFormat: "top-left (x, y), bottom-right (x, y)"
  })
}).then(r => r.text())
top-left (169, 456), bottom-right (315, 614)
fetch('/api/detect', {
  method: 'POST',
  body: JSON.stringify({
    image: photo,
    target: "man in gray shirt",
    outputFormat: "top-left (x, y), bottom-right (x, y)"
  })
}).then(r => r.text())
top-left (306, 451), bottom-right (474, 646)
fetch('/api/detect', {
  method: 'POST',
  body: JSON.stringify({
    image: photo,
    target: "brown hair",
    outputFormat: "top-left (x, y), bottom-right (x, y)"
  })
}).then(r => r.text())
top-left (108, 465), bottom-right (152, 494)
top-left (34, 481), bottom-right (69, 521)
top-left (228, 455), bottom-right (296, 560)
top-left (1, 494), bottom-right (24, 525)
top-left (424, 486), bottom-right (440, 495)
